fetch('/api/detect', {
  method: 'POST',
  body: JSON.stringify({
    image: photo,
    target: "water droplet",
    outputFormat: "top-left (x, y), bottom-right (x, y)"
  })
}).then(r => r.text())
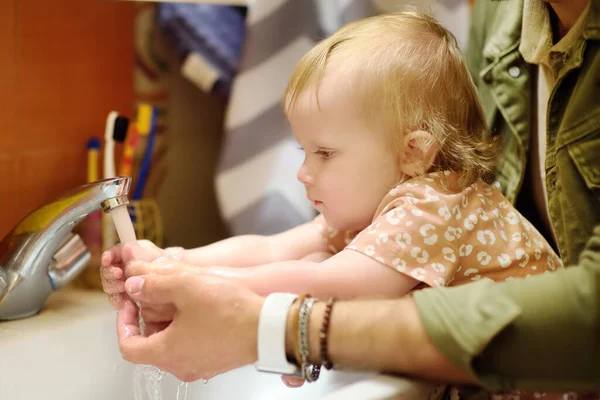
top-left (122, 326), bottom-right (133, 337)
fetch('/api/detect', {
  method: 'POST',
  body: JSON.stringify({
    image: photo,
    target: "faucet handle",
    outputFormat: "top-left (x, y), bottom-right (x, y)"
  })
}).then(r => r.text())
top-left (48, 233), bottom-right (91, 290)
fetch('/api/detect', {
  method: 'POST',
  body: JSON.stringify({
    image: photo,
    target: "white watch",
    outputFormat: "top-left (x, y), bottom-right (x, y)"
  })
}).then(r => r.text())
top-left (255, 293), bottom-right (300, 375)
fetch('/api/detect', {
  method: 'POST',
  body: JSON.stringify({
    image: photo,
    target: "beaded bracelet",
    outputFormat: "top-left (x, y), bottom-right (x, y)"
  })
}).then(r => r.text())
top-left (298, 297), bottom-right (321, 382)
top-left (320, 297), bottom-right (337, 370)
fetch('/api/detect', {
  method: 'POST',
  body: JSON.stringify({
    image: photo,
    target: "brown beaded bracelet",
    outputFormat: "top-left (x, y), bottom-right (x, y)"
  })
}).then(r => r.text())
top-left (319, 297), bottom-right (337, 370)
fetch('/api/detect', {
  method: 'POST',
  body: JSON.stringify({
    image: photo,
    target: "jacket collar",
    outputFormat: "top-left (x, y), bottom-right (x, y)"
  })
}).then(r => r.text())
top-left (482, 0), bottom-right (599, 62)
top-left (584, 0), bottom-right (600, 39)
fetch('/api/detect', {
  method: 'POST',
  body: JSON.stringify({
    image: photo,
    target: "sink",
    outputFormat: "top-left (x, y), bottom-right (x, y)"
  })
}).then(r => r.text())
top-left (0, 288), bottom-right (435, 400)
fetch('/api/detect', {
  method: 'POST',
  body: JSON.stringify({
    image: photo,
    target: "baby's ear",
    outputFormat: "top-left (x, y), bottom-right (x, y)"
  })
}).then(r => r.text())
top-left (400, 130), bottom-right (439, 177)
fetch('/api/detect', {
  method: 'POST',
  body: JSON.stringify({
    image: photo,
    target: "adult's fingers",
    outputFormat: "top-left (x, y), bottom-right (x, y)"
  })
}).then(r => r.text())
top-left (281, 376), bottom-right (305, 388)
top-left (142, 321), bottom-right (170, 336)
top-left (139, 303), bottom-right (176, 323)
top-left (124, 274), bottom-right (182, 306)
top-left (117, 300), bottom-right (167, 366)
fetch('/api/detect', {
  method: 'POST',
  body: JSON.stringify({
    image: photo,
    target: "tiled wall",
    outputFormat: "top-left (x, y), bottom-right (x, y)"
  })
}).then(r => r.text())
top-left (0, 0), bottom-right (134, 238)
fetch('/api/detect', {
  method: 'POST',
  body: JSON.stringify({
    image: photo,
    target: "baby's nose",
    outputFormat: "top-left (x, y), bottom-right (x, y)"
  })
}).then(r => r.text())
top-left (297, 164), bottom-right (313, 185)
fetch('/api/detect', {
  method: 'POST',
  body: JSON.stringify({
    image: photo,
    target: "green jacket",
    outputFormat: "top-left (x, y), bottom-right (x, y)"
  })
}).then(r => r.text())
top-left (466, 0), bottom-right (600, 267)
top-left (415, 225), bottom-right (600, 391)
top-left (414, 0), bottom-right (600, 392)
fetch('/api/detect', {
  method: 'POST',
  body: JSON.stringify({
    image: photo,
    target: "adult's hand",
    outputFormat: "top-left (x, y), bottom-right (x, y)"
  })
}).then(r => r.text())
top-left (123, 260), bottom-right (196, 323)
top-left (101, 240), bottom-right (165, 309)
top-left (117, 270), bottom-right (264, 382)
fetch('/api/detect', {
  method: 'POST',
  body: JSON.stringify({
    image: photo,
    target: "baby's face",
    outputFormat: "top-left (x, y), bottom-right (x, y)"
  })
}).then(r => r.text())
top-left (288, 81), bottom-right (401, 232)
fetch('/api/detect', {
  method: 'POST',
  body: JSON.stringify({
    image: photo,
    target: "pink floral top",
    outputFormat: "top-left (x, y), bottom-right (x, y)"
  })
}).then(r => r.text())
top-left (314, 171), bottom-right (562, 287)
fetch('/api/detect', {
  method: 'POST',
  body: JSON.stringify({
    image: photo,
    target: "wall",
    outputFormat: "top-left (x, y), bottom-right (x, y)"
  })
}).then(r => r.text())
top-left (154, 67), bottom-right (229, 248)
top-left (0, 0), bottom-right (134, 238)
top-left (143, 15), bottom-right (229, 248)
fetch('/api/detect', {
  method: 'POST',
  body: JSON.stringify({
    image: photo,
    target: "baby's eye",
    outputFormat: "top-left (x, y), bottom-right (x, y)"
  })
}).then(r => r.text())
top-left (314, 150), bottom-right (334, 159)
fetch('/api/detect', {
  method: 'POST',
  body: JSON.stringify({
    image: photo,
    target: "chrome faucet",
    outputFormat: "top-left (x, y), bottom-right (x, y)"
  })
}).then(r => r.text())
top-left (0, 176), bottom-right (131, 320)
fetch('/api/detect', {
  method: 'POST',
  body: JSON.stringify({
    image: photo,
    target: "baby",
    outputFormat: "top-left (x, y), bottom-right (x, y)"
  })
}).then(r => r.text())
top-left (103, 11), bottom-right (561, 303)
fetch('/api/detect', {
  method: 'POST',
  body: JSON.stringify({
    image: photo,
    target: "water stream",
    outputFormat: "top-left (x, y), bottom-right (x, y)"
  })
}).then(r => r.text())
top-left (109, 205), bottom-right (190, 399)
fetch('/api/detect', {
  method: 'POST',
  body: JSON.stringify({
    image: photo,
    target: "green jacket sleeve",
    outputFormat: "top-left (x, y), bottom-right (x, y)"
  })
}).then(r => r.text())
top-left (413, 226), bottom-right (600, 392)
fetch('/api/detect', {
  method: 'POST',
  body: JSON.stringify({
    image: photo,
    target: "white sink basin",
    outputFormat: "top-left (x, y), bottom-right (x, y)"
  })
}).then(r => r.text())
top-left (0, 289), bottom-right (434, 400)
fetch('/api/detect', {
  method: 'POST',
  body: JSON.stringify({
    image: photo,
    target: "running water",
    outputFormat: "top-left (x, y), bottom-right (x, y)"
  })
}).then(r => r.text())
top-left (110, 205), bottom-right (188, 400)
top-left (110, 205), bottom-right (137, 245)
top-left (176, 381), bottom-right (189, 400)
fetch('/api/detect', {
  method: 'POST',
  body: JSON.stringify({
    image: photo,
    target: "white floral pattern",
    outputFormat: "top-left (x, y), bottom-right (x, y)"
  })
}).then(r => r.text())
top-left (314, 172), bottom-right (562, 288)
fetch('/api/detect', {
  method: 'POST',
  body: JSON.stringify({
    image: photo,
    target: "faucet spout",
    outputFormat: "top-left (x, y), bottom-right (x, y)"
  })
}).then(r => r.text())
top-left (0, 176), bottom-right (131, 320)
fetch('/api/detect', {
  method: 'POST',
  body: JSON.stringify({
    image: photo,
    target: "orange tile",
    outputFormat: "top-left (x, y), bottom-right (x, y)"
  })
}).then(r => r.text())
top-left (16, 148), bottom-right (87, 215)
top-left (0, 0), bottom-right (18, 155)
top-left (0, 0), bottom-right (134, 236)
top-left (0, 155), bottom-right (20, 238)
top-left (11, 0), bottom-right (134, 152)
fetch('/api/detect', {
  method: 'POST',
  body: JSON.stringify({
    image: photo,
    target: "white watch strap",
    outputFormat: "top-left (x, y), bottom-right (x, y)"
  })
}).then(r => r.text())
top-left (255, 293), bottom-right (300, 375)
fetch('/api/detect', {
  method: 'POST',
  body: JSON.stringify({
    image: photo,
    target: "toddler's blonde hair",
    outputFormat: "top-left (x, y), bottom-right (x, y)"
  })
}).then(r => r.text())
top-left (284, 11), bottom-right (496, 188)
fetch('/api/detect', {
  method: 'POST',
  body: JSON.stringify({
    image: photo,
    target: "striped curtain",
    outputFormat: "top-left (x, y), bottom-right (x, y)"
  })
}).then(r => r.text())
top-left (216, 0), bottom-right (375, 235)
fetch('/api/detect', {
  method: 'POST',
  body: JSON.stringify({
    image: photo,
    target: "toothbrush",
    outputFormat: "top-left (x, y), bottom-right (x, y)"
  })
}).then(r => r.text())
top-left (103, 111), bottom-right (129, 179)
top-left (132, 104), bottom-right (158, 200)
top-left (87, 137), bottom-right (101, 183)
top-left (103, 111), bottom-right (129, 250)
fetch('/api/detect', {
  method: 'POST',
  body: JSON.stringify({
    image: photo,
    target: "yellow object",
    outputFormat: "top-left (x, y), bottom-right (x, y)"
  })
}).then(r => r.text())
top-left (118, 123), bottom-right (139, 177)
top-left (87, 147), bottom-right (99, 183)
top-left (14, 191), bottom-right (89, 235)
top-left (119, 146), bottom-right (135, 177)
top-left (137, 103), bottom-right (153, 136)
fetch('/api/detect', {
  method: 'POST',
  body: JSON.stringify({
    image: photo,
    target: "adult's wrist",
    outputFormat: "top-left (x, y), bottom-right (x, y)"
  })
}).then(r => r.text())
top-left (246, 295), bottom-right (265, 365)
top-left (285, 300), bottom-right (325, 366)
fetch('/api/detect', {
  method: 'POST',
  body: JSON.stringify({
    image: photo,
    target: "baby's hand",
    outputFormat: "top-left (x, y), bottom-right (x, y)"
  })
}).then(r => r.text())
top-left (101, 240), bottom-right (166, 309)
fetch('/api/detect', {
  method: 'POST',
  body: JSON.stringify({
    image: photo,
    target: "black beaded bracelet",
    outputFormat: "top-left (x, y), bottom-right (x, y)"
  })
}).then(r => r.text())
top-left (319, 297), bottom-right (337, 370)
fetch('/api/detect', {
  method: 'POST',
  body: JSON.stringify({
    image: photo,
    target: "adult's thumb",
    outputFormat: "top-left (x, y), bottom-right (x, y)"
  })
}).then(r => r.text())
top-left (125, 275), bottom-right (180, 305)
